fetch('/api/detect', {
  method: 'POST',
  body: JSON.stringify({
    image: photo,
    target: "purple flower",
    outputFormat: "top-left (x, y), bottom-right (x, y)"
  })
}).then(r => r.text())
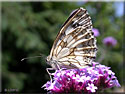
top-left (42, 62), bottom-right (120, 93)
top-left (86, 83), bottom-right (97, 93)
top-left (103, 36), bottom-right (117, 47)
top-left (92, 28), bottom-right (100, 37)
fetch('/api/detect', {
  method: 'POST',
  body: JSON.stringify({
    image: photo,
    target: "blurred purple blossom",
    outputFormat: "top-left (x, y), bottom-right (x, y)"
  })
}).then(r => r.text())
top-left (92, 28), bottom-right (100, 37)
top-left (42, 62), bottom-right (120, 93)
top-left (103, 36), bottom-right (117, 47)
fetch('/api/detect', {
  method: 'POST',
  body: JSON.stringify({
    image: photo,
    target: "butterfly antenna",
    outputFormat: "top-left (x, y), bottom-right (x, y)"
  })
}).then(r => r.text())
top-left (21, 55), bottom-right (42, 61)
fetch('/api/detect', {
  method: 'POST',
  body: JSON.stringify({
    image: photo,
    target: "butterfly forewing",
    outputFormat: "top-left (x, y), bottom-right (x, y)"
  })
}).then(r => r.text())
top-left (47, 7), bottom-right (97, 69)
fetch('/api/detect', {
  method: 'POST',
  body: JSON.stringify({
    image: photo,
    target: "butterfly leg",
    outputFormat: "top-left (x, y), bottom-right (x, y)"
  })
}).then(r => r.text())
top-left (55, 62), bottom-right (61, 70)
top-left (46, 68), bottom-right (54, 83)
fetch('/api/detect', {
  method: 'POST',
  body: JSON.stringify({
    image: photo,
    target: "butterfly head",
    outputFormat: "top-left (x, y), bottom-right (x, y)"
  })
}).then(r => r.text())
top-left (46, 56), bottom-right (60, 70)
top-left (46, 55), bottom-right (50, 64)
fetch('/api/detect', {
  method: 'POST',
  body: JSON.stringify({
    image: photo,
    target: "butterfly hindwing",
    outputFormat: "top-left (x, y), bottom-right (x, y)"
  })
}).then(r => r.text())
top-left (47, 7), bottom-right (97, 69)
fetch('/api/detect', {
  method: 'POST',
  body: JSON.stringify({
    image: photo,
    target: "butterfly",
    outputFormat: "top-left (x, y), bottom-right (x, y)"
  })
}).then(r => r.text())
top-left (46, 7), bottom-right (97, 75)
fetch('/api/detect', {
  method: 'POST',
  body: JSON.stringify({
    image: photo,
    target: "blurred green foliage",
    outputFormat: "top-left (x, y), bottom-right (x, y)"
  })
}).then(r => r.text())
top-left (1, 2), bottom-right (123, 93)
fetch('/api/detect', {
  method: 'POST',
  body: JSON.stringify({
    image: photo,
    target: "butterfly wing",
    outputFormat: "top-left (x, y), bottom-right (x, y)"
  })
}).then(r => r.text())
top-left (48, 7), bottom-right (97, 69)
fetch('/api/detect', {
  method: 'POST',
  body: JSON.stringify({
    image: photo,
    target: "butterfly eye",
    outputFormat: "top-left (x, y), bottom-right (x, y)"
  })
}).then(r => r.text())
top-left (45, 58), bottom-right (48, 62)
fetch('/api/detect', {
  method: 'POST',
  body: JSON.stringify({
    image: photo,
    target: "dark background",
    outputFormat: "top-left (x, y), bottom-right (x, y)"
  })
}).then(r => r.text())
top-left (1, 2), bottom-right (124, 93)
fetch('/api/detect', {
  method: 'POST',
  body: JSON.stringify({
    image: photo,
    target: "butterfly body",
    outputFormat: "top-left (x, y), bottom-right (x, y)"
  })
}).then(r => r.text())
top-left (46, 7), bottom-right (97, 70)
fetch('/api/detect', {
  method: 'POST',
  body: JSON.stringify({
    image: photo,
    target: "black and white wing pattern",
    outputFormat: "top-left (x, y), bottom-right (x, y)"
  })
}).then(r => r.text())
top-left (46, 7), bottom-right (98, 69)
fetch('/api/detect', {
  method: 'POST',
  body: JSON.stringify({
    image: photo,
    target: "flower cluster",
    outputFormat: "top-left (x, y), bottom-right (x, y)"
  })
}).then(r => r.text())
top-left (42, 62), bottom-right (120, 93)
top-left (103, 36), bottom-right (117, 47)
